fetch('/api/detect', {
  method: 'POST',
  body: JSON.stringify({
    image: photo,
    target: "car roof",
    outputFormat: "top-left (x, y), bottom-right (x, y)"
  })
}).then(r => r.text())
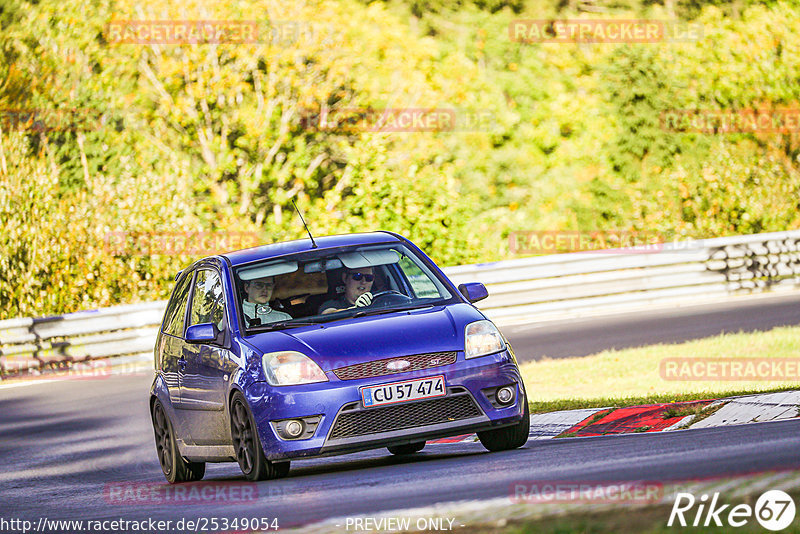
top-left (221, 231), bottom-right (402, 267)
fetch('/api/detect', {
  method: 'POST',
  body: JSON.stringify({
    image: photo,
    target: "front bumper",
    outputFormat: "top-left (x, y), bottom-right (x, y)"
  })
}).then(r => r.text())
top-left (245, 350), bottom-right (526, 460)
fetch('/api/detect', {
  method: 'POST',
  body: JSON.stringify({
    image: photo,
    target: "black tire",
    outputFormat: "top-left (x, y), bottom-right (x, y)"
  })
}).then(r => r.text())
top-left (477, 395), bottom-right (530, 452)
top-left (230, 392), bottom-right (290, 481)
top-left (272, 461), bottom-right (291, 478)
top-left (151, 399), bottom-right (206, 484)
top-left (387, 441), bottom-right (426, 455)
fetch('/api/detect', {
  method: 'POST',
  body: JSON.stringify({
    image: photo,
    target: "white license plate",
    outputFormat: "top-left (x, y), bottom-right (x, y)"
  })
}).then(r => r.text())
top-left (361, 375), bottom-right (446, 408)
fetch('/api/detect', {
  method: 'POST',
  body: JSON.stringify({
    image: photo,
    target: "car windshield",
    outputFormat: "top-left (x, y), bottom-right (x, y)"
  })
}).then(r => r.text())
top-left (234, 243), bottom-right (455, 332)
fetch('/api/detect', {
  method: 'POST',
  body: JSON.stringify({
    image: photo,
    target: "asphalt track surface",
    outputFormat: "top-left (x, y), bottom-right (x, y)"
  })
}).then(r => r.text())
top-left (3, 374), bottom-right (800, 531)
top-left (503, 293), bottom-right (800, 362)
top-left (3, 295), bottom-right (800, 531)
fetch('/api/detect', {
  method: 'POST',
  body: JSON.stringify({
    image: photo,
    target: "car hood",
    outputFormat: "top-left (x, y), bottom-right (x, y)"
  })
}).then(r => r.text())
top-left (242, 303), bottom-right (485, 372)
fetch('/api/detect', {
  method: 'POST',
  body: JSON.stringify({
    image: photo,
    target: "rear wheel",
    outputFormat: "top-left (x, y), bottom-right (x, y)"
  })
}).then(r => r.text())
top-left (477, 395), bottom-right (530, 452)
top-left (151, 400), bottom-right (205, 483)
top-left (230, 392), bottom-right (290, 481)
top-left (387, 441), bottom-right (426, 455)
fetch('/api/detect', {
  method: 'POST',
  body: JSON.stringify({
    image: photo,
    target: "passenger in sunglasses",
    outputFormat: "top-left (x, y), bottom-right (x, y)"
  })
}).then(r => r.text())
top-left (319, 267), bottom-right (375, 314)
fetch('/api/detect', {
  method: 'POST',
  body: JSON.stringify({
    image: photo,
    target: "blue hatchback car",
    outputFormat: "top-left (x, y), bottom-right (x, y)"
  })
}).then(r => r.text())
top-left (150, 231), bottom-right (529, 483)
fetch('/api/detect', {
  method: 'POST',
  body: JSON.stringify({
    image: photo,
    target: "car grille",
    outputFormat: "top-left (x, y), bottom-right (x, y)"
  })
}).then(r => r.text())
top-left (332, 351), bottom-right (457, 381)
top-left (328, 388), bottom-right (483, 440)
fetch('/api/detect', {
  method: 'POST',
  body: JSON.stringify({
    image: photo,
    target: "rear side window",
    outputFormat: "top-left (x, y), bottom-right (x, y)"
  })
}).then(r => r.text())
top-left (189, 269), bottom-right (226, 329)
top-left (162, 273), bottom-right (193, 336)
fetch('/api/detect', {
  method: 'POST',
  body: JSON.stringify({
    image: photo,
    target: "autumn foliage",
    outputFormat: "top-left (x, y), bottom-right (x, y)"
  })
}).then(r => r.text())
top-left (2, 0), bottom-right (799, 318)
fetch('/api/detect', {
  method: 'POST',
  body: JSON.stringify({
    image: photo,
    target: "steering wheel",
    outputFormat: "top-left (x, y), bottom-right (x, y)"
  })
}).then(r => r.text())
top-left (370, 290), bottom-right (413, 307)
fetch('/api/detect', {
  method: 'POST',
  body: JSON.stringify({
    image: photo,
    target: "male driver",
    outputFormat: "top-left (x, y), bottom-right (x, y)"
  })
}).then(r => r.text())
top-left (242, 276), bottom-right (292, 326)
top-left (319, 267), bottom-right (374, 314)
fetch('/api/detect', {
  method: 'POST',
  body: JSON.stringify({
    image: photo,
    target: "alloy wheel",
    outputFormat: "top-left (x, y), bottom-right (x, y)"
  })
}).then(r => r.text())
top-left (153, 403), bottom-right (173, 476)
top-left (231, 399), bottom-right (255, 474)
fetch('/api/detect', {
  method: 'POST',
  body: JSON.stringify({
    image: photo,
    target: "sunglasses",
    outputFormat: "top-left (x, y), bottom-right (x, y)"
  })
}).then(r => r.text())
top-left (349, 272), bottom-right (374, 282)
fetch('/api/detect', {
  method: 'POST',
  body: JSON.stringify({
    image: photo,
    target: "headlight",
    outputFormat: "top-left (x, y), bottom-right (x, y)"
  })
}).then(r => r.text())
top-left (262, 351), bottom-right (328, 386)
top-left (464, 320), bottom-right (505, 359)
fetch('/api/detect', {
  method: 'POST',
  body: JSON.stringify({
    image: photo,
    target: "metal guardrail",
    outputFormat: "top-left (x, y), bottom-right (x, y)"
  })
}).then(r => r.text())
top-left (446, 230), bottom-right (800, 319)
top-left (0, 301), bottom-right (166, 375)
top-left (2, 230), bottom-right (799, 377)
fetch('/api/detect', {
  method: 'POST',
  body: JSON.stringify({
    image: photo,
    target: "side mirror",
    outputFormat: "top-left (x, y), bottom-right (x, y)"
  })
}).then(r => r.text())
top-left (458, 282), bottom-right (489, 303)
top-left (185, 323), bottom-right (219, 343)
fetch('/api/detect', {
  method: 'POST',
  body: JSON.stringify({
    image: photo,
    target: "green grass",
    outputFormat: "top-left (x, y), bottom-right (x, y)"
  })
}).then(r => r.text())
top-left (589, 409), bottom-right (614, 423)
top-left (520, 326), bottom-right (800, 413)
top-left (456, 488), bottom-right (800, 534)
top-left (661, 403), bottom-right (707, 419)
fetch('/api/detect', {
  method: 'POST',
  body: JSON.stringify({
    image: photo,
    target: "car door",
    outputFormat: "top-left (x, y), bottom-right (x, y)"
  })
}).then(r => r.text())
top-left (180, 267), bottom-right (231, 445)
top-left (159, 272), bottom-right (193, 408)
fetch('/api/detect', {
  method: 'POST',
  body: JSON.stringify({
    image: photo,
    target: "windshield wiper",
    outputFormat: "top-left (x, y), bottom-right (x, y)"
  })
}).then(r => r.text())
top-left (352, 304), bottom-right (432, 318)
top-left (249, 320), bottom-right (320, 332)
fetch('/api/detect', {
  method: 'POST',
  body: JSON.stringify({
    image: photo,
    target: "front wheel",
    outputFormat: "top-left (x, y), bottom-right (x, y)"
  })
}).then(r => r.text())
top-left (151, 399), bottom-right (206, 483)
top-left (477, 396), bottom-right (530, 452)
top-left (387, 441), bottom-right (425, 455)
top-left (230, 392), bottom-right (290, 481)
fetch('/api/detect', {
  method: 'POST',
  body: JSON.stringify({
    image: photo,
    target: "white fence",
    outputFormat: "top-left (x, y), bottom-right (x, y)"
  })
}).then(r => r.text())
top-left (2, 230), bottom-right (799, 377)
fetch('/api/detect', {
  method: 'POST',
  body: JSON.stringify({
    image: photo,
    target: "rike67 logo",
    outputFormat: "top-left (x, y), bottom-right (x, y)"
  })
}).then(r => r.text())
top-left (668, 490), bottom-right (796, 531)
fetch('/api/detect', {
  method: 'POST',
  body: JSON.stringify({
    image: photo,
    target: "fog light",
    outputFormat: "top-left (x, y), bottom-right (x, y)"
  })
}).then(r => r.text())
top-left (285, 420), bottom-right (304, 438)
top-left (496, 386), bottom-right (514, 405)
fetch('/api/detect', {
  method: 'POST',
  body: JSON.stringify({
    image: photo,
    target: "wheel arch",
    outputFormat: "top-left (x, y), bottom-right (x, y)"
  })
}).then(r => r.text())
top-left (149, 373), bottom-right (172, 415)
